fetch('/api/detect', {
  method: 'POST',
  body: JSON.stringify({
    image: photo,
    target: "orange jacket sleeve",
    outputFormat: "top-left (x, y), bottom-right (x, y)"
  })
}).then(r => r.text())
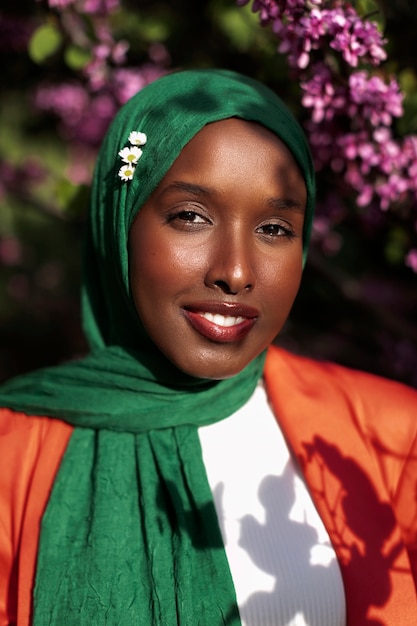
top-left (264, 345), bottom-right (417, 625)
top-left (0, 409), bottom-right (72, 626)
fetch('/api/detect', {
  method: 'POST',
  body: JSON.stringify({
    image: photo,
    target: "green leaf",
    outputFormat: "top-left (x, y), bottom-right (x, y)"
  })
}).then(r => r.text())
top-left (385, 228), bottom-right (408, 265)
top-left (65, 46), bottom-right (92, 70)
top-left (55, 179), bottom-right (79, 211)
top-left (28, 23), bottom-right (63, 64)
top-left (399, 68), bottom-right (417, 95)
top-left (354, 0), bottom-right (385, 30)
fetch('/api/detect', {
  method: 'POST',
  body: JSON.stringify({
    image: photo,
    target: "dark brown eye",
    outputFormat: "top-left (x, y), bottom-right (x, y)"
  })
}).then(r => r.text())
top-left (177, 211), bottom-right (205, 223)
top-left (256, 223), bottom-right (295, 238)
top-left (166, 208), bottom-right (210, 229)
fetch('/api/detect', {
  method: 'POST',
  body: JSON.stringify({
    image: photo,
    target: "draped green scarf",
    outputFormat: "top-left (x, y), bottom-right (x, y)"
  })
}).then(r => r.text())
top-left (0, 69), bottom-right (315, 624)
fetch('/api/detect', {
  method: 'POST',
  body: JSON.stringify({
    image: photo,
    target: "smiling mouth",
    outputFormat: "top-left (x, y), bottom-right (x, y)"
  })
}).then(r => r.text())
top-left (198, 312), bottom-right (246, 327)
top-left (183, 304), bottom-right (258, 343)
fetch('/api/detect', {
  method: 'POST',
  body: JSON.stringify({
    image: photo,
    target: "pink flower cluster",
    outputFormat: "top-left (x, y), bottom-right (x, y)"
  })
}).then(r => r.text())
top-left (40, 0), bottom-right (120, 16)
top-left (238, 1), bottom-right (386, 68)
top-left (0, 159), bottom-right (45, 200)
top-left (33, 64), bottom-right (167, 146)
top-left (33, 83), bottom-right (113, 145)
top-left (30, 1), bottom-right (168, 183)
top-left (239, 0), bottom-right (417, 270)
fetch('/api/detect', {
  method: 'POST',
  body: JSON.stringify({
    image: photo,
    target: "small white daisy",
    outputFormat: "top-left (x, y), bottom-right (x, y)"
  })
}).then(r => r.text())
top-left (128, 131), bottom-right (147, 146)
top-left (118, 164), bottom-right (135, 181)
top-left (118, 146), bottom-right (143, 164)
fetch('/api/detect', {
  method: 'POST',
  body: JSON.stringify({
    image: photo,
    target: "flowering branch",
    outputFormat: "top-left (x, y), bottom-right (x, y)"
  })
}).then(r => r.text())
top-left (30, 0), bottom-right (168, 183)
top-left (238, 0), bottom-right (417, 270)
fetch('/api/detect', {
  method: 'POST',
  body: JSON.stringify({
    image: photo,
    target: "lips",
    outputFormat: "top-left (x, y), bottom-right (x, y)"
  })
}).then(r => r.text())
top-left (183, 302), bottom-right (258, 343)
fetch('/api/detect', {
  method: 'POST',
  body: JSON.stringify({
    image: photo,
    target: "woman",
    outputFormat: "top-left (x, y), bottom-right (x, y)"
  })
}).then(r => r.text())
top-left (0, 69), bottom-right (416, 626)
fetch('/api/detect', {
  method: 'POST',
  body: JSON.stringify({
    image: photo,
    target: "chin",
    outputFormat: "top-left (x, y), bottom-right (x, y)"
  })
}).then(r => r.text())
top-left (177, 364), bottom-right (243, 381)
top-left (172, 352), bottom-right (257, 381)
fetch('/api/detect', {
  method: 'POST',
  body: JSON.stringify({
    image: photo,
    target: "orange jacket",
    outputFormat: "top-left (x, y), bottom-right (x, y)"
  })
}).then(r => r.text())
top-left (1, 346), bottom-right (417, 625)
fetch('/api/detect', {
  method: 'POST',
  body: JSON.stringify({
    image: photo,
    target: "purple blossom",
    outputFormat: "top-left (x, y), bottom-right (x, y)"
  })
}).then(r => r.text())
top-left (303, 121), bottom-right (334, 170)
top-left (66, 93), bottom-right (116, 145)
top-left (348, 72), bottom-right (403, 126)
top-left (237, 0), bottom-right (281, 25)
top-left (299, 9), bottom-right (328, 41)
top-left (83, 25), bottom-right (129, 90)
top-left (31, 62), bottom-right (168, 176)
top-left (32, 81), bottom-right (116, 145)
top-left (301, 62), bottom-right (346, 123)
top-left (403, 136), bottom-right (417, 193)
top-left (81, 0), bottom-right (120, 15)
top-left (0, 159), bottom-right (45, 198)
top-left (376, 174), bottom-right (410, 210)
top-left (111, 40), bottom-right (129, 65)
top-left (46, 0), bottom-right (76, 8)
top-left (111, 65), bottom-right (167, 105)
top-left (328, 6), bottom-right (387, 67)
top-left (42, 0), bottom-right (119, 14)
top-left (405, 249), bottom-right (417, 273)
top-left (33, 82), bottom-right (90, 121)
top-left (311, 215), bottom-right (343, 255)
top-left (240, 0), bottom-right (417, 240)
top-left (265, 4), bottom-right (387, 70)
top-left (356, 184), bottom-right (374, 207)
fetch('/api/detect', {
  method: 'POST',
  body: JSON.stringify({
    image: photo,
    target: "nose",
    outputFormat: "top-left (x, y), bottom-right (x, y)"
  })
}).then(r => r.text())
top-left (204, 228), bottom-right (256, 295)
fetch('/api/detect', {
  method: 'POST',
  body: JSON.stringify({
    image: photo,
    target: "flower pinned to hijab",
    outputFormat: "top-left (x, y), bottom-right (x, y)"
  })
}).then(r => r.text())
top-left (118, 146), bottom-right (143, 164)
top-left (118, 130), bottom-right (147, 182)
top-left (119, 164), bottom-right (136, 181)
top-left (128, 131), bottom-right (147, 146)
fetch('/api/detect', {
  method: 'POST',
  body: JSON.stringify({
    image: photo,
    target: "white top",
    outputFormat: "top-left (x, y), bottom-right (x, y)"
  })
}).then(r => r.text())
top-left (198, 382), bottom-right (346, 626)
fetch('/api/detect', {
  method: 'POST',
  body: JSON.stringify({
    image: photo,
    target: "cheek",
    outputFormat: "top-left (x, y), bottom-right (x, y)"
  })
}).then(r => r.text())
top-left (258, 252), bottom-right (303, 317)
top-left (130, 232), bottom-right (207, 304)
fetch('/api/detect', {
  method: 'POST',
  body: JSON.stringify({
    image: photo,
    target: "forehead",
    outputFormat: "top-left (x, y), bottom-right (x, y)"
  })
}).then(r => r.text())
top-left (174, 118), bottom-right (300, 166)
top-left (155, 118), bottom-right (307, 205)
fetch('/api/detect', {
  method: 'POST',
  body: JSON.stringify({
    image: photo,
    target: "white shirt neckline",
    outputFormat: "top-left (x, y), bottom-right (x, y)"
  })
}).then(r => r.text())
top-left (198, 381), bottom-right (346, 626)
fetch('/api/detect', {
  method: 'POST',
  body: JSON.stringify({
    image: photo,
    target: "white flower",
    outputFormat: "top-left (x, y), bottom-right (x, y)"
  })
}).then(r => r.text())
top-left (128, 131), bottom-right (147, 146)
top-left (118, 146), bottom-right (143, 164)
top-left (118, 164), bottom-right (136, 181)
top-left (117, 130), bottom-right (147, 182)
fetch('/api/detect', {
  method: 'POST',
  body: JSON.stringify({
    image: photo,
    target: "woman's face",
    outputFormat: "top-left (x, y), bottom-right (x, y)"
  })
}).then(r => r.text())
top-left (129, 118), bottom-right (307, 379)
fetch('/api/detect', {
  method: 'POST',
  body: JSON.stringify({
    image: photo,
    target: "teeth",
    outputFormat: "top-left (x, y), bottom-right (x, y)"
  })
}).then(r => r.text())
top-left (199, 312), bottom-right (245, 327)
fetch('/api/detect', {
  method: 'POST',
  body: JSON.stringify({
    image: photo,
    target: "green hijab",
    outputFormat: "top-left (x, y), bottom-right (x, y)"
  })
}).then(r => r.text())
top-left (0, 69), bottom-right (315, 624)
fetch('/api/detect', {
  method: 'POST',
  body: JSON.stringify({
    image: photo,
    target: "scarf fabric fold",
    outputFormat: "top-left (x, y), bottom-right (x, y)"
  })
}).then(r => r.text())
top-left (0, 69), bottom-right (315, 624)
top-left (33, 427), bottom-right (242, 625)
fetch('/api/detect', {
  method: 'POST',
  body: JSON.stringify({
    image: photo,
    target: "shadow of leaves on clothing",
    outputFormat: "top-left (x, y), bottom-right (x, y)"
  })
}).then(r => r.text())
top-left (369, 434), bottom-right (417, 574)
top-left (235, 465), bottom-right (345, 626)
top-left (301, 436), bottom-right (405, 626)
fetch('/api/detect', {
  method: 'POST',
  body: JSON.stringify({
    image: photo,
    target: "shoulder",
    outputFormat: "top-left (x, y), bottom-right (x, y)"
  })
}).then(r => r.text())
top-left (265, 344), bottom-right (417, 417)
top-left (0, 410), bottom-right (73, 625)
top-left (0, 407), bottom-right (73, 452)
top-left (0, 407), bottom-right (73, 501)
top-left (264, 345), bottom-right (417, 484)
top-left (0, 408), bottom-right (73, 516)
top-left (264, 345), bottom-right (417, 509)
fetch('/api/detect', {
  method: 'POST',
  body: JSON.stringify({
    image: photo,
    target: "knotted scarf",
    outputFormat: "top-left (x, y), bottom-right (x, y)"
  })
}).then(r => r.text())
top-left (0, 69), bottom-right (315, 624)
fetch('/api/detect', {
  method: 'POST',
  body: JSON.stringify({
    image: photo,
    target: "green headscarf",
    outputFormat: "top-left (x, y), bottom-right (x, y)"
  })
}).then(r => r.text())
top-left (0, 69), bottom-right (315, 624)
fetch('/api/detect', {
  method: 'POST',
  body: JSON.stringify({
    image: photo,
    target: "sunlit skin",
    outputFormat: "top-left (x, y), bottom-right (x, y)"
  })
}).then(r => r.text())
top-left (129, 118), bottom-right (307, 379)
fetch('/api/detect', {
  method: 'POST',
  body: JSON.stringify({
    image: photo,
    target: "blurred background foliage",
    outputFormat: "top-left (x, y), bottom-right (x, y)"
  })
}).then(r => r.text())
top-left (0, 0), bottom-right (416, 386)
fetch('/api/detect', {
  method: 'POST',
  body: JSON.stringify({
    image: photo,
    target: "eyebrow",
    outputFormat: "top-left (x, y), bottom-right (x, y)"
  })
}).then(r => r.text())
top-left (159, 181), bottom-right (212, 198)
top-left (161, 180), bottom-right (306, 213)
top-left (267, 197), bottom-right (306, 215)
